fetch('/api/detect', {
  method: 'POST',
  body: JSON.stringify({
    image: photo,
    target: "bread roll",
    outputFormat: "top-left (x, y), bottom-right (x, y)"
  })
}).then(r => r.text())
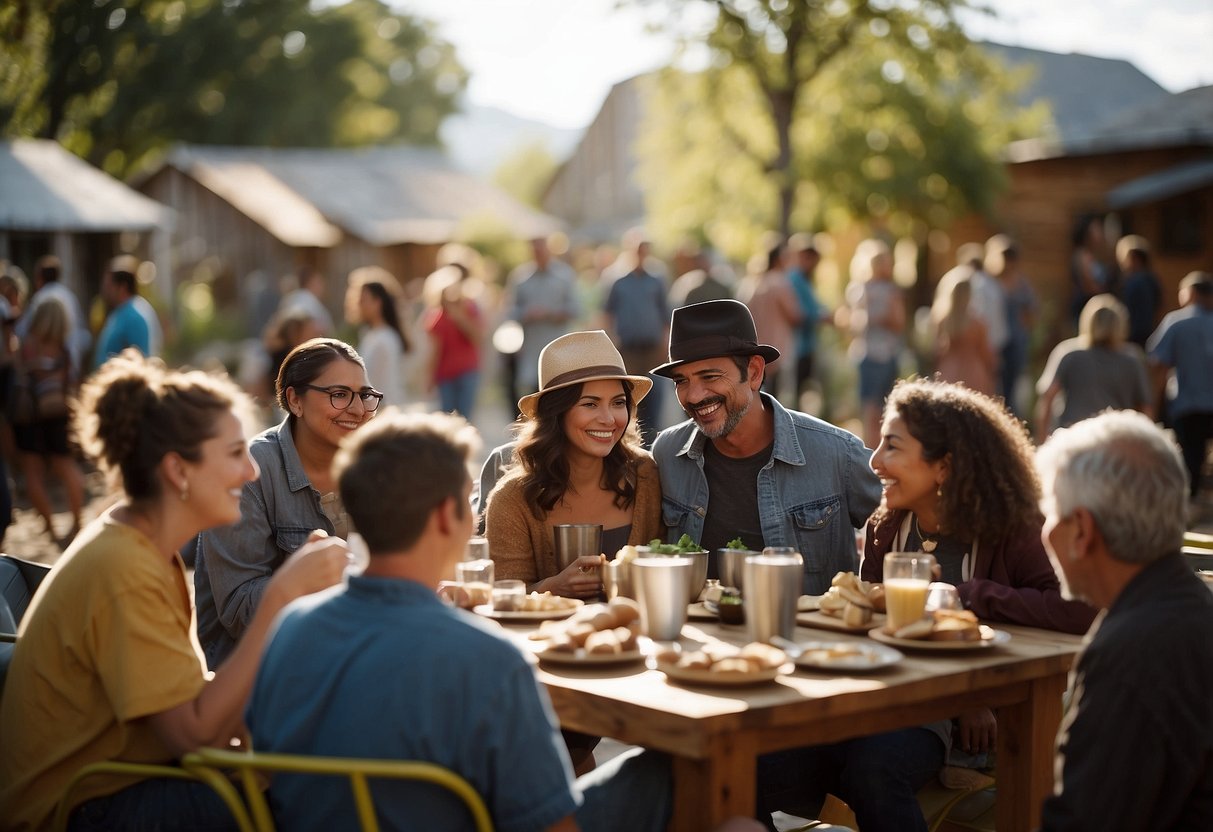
top-left (843, 601), bottom-right (873, 628)
top-left (740, 642), bottom-right (787, 669)
top-left (608, 597), bottom-right (641, 626)
top-left (713, 657), bottom-right (754, 674)
top-left (893, 618), bottom-right (935, 640)
top-left (585, 629), bottom-right (623, 654)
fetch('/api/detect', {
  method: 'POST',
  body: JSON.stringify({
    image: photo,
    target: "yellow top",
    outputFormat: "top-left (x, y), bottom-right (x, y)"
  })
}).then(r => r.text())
top-left (0, 515), bottom-right (207, 831)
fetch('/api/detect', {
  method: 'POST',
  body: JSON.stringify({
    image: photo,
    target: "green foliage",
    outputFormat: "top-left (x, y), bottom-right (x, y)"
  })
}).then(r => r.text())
top-left (636, 0), bottom-right (1044, 259)
top-left (493, 139), bottom-right (560, 209)
top-left (1, 0), bottom-right (467, 177)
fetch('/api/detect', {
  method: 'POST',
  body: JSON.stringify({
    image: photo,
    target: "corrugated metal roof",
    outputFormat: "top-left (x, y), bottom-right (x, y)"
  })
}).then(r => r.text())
top-left (0, 139), bottom-right (170, 232)
top-left (162, 145), bottom-right (562, 247)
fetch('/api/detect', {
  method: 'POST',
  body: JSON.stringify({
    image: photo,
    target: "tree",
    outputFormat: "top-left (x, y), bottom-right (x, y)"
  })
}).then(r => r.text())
top-left (493, 140), bottom-right (560, 209)
top-left (0, 0), bottom-right (467, 176)
top-left (634, 0), bottom-right (1045, 256)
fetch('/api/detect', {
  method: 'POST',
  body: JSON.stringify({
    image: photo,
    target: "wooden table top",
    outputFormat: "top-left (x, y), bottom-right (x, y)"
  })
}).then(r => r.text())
top-left (494, 614), bottom-right (1086, 760)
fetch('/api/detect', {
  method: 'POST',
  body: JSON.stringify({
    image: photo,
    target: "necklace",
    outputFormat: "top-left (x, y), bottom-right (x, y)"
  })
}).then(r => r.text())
top-left (914, 514), bottom-right (938, 554)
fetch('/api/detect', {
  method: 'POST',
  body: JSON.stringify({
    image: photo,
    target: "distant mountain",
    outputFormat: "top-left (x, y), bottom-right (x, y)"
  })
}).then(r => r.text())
top-left (441, 103), bottom-right (582, 176)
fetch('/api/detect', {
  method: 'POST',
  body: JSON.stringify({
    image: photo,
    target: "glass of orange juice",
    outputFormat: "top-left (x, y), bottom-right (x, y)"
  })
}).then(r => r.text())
top-left (883, 552), bottom-right (936, 631)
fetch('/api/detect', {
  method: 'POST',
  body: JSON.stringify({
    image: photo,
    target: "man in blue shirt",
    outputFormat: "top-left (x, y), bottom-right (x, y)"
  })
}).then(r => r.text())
top-left (247, 412), bottom-right (671, 832)
top-left (786, 234), bottom-right (826, 401)
top-left (649, 300), bottom-right (880, 595)
top-left (1149, 273), bottom-right (1213, 498)
top-left (93, 256), bottom-right (152, 369)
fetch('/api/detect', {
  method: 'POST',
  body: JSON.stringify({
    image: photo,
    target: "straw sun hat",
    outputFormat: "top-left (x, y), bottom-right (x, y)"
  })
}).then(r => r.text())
top-left (517, 330), bottom-right (654, 418)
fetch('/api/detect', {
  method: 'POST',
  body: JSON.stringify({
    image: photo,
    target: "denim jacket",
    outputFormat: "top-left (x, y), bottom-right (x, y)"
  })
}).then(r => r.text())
top-left (651, 393), bottom-right (881, 596)
top-left (193, 418), bottom-right (333, 668)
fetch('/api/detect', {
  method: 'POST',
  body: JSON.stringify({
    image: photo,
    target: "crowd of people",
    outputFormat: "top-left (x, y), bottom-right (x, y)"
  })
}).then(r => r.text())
top-left (0, 221), bottom-right (1210, 831)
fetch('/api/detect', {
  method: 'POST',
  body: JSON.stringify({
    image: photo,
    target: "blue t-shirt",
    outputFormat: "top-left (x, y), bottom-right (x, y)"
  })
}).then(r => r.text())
top-left (787, 267), bottom-right (824, 357)
top-left (603, 270), bottom-right (670, 349)
top-left (247, 577), bottom-right (580, 832)
top-left (93, 299), bottom-right (150, 369)
top-left (1149, 306), bottom-right (1213, 418)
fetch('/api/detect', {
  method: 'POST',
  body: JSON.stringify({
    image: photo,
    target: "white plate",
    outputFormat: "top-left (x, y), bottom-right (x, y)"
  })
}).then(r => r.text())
top-left (687, 602), bottom-right (718, 621)
top-left (473, 602), bottom-right (582, 622)
top-left (654, 660), bottom-right (793, 687)
top-left (796, 610), bottom-right (886, 634)
top-left (869, 625), bottom-right (1010, 651)
top-left (535, 647), bottom-right (645, 666)
top-left (790, 640), bottom-right (903, 672)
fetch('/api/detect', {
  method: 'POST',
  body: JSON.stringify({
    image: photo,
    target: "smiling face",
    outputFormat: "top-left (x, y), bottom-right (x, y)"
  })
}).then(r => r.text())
top-left (870, 412), bottom-right (948, 519)
top-left (287, 358), bottom-right (376, 452)
top-left (562, 379), bottom-right (630, 463)
top-left (180, 410), bottom-right (259, 530)
top-left (671, 355), bottom-right (760, 439)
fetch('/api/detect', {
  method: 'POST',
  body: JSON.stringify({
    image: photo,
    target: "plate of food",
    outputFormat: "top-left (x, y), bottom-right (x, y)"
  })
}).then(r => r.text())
top-left (474, 598), bottom-right (583, 621)
top-left (801, 571), bottom-right (886, 632)
top-left (652, 643), bottom-right (792, 687)
top-left (796, 609), bottom-right (887, 634)
top-left (536, 646), bottom-right (646, 666)
top-left (788, 640), bottom-right (903, 672)
top-left (869, 611), bottom-right (1010, 651)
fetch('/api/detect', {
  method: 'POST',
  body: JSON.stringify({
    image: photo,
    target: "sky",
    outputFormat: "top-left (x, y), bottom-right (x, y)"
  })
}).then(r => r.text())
top-left (401, 0), bottom-right (1213, 130)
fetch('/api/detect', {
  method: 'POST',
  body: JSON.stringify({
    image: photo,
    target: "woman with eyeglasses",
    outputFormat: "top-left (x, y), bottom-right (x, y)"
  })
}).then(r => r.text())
top-left (193, 338), bottom-right (382, 667)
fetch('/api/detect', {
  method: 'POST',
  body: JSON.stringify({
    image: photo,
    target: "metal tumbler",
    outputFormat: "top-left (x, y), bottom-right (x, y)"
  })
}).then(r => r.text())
top-left (743, 551), bottom-right (803, 643)
top-left (632, 556), bottom-right (694, 641)
top-left (552, 524), bottom-right (603, 570)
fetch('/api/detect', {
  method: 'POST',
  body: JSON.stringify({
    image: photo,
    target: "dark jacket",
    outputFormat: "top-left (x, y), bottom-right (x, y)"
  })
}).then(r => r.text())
top-left (861, 509), bottom-right (1097, 635)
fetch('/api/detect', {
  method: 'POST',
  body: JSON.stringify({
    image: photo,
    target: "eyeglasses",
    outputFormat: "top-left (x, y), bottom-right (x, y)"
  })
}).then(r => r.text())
top-left (301, 384), bottom-right (384, 412)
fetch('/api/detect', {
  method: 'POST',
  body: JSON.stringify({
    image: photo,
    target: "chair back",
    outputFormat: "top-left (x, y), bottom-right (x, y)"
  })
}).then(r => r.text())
top-left (0, 554), bottom-right (51, 628)
top-left (184, 748), bottom-right (494, 832)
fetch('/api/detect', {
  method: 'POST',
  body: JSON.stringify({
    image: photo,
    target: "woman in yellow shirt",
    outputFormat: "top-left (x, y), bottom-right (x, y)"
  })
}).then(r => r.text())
top-left (0, 351), bottom-right (347, 831)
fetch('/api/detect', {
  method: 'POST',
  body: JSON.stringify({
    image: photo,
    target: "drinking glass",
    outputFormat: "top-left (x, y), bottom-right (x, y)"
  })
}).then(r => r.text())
top-left (491, 579), bottom-right (526, 612)
top-left (884, 552), bottom-right (936, 631)
top-left (456, 559), bottom-right (495, 607)
top-left (925, 582), bottom-right (962, 613)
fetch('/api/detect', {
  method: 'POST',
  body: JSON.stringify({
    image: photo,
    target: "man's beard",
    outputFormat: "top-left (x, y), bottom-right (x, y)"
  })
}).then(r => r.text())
top-left (686, 395), bottom-right (750, 439)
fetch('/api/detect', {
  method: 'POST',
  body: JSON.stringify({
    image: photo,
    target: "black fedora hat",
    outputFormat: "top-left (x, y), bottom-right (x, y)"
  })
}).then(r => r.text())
top-left (650, 299), bottom-right (780, 378)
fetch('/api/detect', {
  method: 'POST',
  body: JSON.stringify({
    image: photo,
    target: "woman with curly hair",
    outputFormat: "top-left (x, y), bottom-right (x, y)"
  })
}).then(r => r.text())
top-left (484, 330), bottom-right (663, 599)
top-left (0, 351), bottom-right (346, 831)
top-left (863, 377), bottom-right (1095, 633)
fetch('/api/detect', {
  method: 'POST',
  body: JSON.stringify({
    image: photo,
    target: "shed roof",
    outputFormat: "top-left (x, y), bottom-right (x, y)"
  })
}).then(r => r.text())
top-left (159, 145), bottom-right (562, 247)
top-left (1106, 158), bottom-right (1213, 209)
top-left (0, 139), bottom-right (169, 232)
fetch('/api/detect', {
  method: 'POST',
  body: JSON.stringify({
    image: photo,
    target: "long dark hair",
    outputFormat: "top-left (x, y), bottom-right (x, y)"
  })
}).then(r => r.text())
top-left (870, 378), bottom-right (1041, 543)
top-left (362, 280), bottom-right (410, 352)
top-left (513, 380), bottom-right (645, 518)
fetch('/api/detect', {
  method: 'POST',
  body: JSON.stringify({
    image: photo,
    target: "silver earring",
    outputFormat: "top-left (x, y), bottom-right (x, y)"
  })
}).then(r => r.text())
top-left (180, 483), bottom-right (190, 502)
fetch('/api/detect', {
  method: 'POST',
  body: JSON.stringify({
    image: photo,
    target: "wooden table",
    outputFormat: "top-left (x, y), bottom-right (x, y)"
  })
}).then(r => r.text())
top-left (502, 618), bottom-right (1084, 831)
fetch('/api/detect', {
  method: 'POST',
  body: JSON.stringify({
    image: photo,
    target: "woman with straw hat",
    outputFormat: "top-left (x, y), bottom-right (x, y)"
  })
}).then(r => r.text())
top-left (484, 330), bottom-right (663, 599)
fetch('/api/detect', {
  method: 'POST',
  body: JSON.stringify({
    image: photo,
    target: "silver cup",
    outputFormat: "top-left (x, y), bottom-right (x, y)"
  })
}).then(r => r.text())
top-left (632, 556), bottom-right (694, 641)
top-left (743, 551), bottom-right (803, 644)
top-left (552, 524), bottom-right (603, 571)
top-left (717, 548), bottom-right (760, 594)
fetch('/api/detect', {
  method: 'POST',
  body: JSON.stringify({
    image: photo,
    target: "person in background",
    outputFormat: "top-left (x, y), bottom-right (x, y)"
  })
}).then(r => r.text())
top-left (192, 339), bottom-right (379, 668)
top-left (601, 228), bottom-right (670, 447)
top-left (484, 331), bottom-right (662, 599)
top-left (1036, 410), bottom-right (1213, 830)
top-left (0, 268), bottom-right (24, 546)
top-left (1036, 294), bottom-right (1151, 442)
top-left (92, 255), bottom-right (161, 369)
top-left (347, 266), bottom-right (409, 409)
top-left (0, 351), bottom-right (346, 832)
top-left (277, 265), bottom-right (335, 336)
top-left (933, 244), bottom-right (1007, 376)
top-left (246, 410), bottom-right (673, 832)
top-left (651, 300), bottom-right (880, 592)
top-left (669, 246), bottom-right (735, 308)
top-left (1147, 270), bottom-right (1211, 429)
top-left (786, 233), bottom-right (827, 403)
top-left (423, 264), bottom-right (484, 418)
top-left (1068, 214), bottom-right (1111, 325)
top-left (1147, 273), bottom-right (1213, 500)
top-left (842, 239), bottom-right (906, 448)
top-left (985, 235), bottom-right (1036, 416)
top-left (737, 237), bottom-right (802, 404)
top-left (11, 298), bottom-right (85, 545)
top-left (506, 237), bottom-right (581, 401)
top-left (17, 255), bottom-right (90, 374)
top-left (930, 276), bottom-right (996, 395)
top-left (1116, 234), bottom-right (1162, 348)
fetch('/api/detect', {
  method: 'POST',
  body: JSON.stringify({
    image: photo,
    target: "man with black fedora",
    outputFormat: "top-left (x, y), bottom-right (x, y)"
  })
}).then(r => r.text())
top-left (650, 299), bottom-right (880, 595)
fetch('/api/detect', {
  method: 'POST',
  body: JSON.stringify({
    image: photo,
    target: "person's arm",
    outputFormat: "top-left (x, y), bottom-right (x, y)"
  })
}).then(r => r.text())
top-left (973, 319), bottom-right (996, 373)
top-left (1035, 381), bottom-right (1061, 443)
top-left (957, 530), bottom-right (1097, 635)
top-left (485, 479), bottom-right (541, 585)
top-left (779, 281), bottom-right (804, 326)
top-left (146, 534), bottom-right (348, 754)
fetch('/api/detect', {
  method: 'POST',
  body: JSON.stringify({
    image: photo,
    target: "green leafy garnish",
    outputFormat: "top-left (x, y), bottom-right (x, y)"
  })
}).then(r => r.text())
top-left (725, 537), bottom-right (748, 551)
top-left (646, 534), bottom-right (702, 554)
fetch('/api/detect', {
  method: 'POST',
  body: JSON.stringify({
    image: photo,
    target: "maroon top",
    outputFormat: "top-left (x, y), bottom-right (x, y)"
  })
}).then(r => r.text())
top-left (861, 509), bottom-right (1097, 635)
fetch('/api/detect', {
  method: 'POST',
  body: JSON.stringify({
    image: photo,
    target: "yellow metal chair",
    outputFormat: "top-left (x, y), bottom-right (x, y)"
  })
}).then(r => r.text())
top-left (183, 747), bottom-right (494, 832)
top-left (51, 760), bottom-right (254, 832)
